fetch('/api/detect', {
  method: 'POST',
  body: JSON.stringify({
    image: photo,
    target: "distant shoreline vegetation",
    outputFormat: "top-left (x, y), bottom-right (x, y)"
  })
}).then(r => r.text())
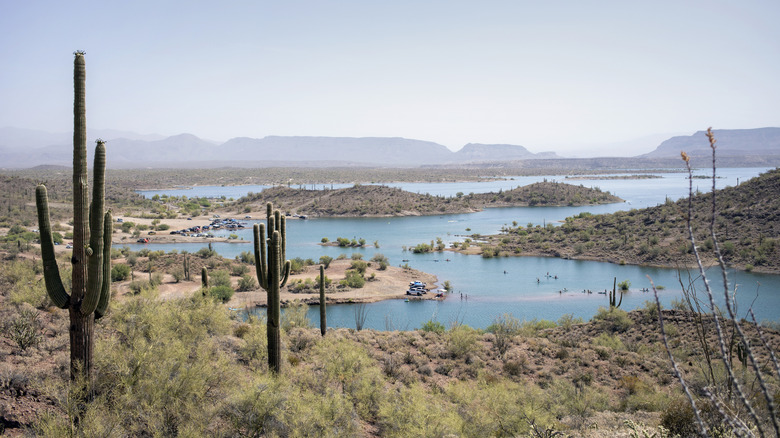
top-left (231, 182), bottom-right (623, 218)
top-left (564, 174), bottom-right (663, 180)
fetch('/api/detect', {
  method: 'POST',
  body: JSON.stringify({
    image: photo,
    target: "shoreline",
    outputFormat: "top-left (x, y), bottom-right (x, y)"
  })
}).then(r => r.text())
top-left (112, 259), bottom-right (442, 308)
top-left (446, 246), bottom-right (780, 275)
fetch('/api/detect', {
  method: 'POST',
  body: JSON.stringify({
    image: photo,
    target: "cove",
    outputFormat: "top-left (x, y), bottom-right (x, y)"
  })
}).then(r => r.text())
top-left (125, 167), bottom-right (779, 329)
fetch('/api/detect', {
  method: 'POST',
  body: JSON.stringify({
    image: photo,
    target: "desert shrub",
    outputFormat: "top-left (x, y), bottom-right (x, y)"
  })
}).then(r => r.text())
top-left (660, 397), bottom-right (700, 437)
top-left (518, 319), bottom-right (557, 337)
top-left (6, 260), bottom-right (49, 308)
top-left (196, 246), bottom-right (217, 258)
top-left (421, 320), bottom-right (445, 334)
top-left (289, 257), bottom-right (306, 274)
top-left (377, 383), bottom-right (462, 437)
top-left (170, 266), bottom-right (184, 283)
top-left (641, 300), bottom-right (661, 322)
top-left (88, 294), bottom-right (235, 436)
top-left (111, 263), bottom-right (131, 281)
top-left (208, 270), bottom-right (232, 288)
top-left (318, 255), bottom-right (333, 268)
top-left (238, 318), bottom-right (268, 365)
top-left (446, 379), bottom-right (558, 437)
top-left (592, 306), bottom-right (633, 333)
top-left (486, 313), bottom-right (522, 357)
top-left (231, 263), bottom-right (250, 276)
top-left (225, 372), bottom-right (360, 437)
top-left (548, 379), bottom-right (609, 428)
top-left (236, 274), bottom-right (256, 291)
top-left (128, 279), bottom-right (155, 295)
top-left (371, 253), bottom-right (389, 270)
top-left (340, 270), bottom-right (365, 288)
top-left (557, 313), bottom-right (583, 329)
top-left (618, 375), bottom-right (668, 412)
top-left (350, 260), bottom-right (368, 274)
top-left (311, 337), bottom-right (387, 420)
top-left (447, 325), bottom-right (479, 358)
top-left (209, 285), bottom-right (234, 302)
top-left (7, 306), bottom-right (42, 351)
top-left (592, 332), bottom-right (625, 351)
top-left (281, 301), bottom-right (311, 331)
top-left (238, 251), bottom-right (255, 264)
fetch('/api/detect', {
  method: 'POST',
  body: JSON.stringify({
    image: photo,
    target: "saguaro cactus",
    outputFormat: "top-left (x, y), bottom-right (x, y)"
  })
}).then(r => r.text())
top-left (35, 51), bottom-right (112, 381)
top-left (183, 252), bottom-right (190, 281)
top-left (319, 265), bottom-right (326, 336)
top-left (253, 202), bottom-right (291, 373)
top-left (202, 267), bottom-right (209, 289)
top-left (609, 277), bottom-right (623, 308)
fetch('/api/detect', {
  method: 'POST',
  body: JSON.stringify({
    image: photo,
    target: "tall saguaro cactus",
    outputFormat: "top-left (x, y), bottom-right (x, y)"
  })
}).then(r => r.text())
top-left (609, 277), bottom-right (623, 308)
top-left (35, 51), bottom-right (112, 381)
top-left (319, 265), bottom-right (326, 336)
top-left (253, 202), bottom-right (291, 373)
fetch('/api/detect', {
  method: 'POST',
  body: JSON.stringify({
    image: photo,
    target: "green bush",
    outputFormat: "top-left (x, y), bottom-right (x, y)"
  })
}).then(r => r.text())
top-left (209, 270), bottom-right (232, 288)
top-left (421, 320), bottom-right (445, 334)
top-left (486, 313), bottom-right (522, 357)
top-left (209, 285), bottom-right (234, 302)
top-left (319, 255), bottom-right (333, 268)
top-left (592, 306), bottom-right (633, 333)
top-left (111, 263), bottom-right (131, 281)
top-left (340, 270), bottom-right (365, 288)
top-left (231, 263), bottom-right (250, 276)
top-left (350, 260), bottom-right (368, 274)
top-left (236, 274), bottom-right (256, 292)
top-left (447, 325), bottom-right (479, 358)
top-left (8, 306), bottom-right (42, 351)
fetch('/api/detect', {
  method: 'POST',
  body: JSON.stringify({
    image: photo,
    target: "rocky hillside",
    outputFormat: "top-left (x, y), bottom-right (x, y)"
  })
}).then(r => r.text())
top-left (233, 182), bottom-right (622, 217)
top-left (475, 168), bottom-right (780, 272)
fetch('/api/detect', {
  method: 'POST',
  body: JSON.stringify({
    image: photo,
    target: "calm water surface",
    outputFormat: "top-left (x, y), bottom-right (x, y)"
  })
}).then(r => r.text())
top-left (129, 168), bottom-right (779, 329)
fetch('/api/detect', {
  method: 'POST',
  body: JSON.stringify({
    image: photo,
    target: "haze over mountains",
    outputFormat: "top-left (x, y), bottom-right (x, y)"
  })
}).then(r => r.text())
top-left (1, 126), bottom-right (779, 169)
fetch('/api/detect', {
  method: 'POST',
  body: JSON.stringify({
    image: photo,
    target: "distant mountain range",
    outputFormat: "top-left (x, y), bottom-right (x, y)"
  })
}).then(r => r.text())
top-left (0, 127), bottom-right (559, 168)
top-left (1, 126), bottom-right (779, 169)
top-left (641, 127), bottom-right (780, 158)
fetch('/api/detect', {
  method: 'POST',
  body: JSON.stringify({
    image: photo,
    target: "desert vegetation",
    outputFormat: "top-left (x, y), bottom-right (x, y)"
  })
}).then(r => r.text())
top-left (469, 167), bottom-right (780, 273)
top-left (231, 182), bottom-right (621, 218)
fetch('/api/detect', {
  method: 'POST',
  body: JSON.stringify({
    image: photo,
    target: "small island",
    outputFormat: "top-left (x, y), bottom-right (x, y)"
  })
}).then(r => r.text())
top-left (232, 181), bottom-right (623, 218)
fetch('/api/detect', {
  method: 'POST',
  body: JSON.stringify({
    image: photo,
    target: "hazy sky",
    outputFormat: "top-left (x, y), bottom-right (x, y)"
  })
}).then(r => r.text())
top-left (1, 1), bottom-right (779, 156)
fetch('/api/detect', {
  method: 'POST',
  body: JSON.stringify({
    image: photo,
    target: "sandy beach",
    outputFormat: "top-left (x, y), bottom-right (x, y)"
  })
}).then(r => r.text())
top-left (112, 258), bottom-right (441, 309)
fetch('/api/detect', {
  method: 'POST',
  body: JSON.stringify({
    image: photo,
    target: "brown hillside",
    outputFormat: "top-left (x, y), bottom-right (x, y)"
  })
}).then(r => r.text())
top-left (234, 182), bottom-right (622, 217)
top-left (474, 168), bottom-right (780, 272)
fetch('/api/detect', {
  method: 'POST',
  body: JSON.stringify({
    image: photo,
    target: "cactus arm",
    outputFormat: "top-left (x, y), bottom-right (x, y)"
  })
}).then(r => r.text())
top-left (279, 215), bottom-right (286, 266)
top-left (617, 289), bottom-right (623, 308)
top-left (95, 211), bottom-right (112, 319)
top-left (35, 184), bottom-right (70, 308)
top-left (279, 260), bottom-right (291, 288)
top-left (82, 141), bottom-right (106, 316)
top-left (253, 224), bottom-right (268, 289)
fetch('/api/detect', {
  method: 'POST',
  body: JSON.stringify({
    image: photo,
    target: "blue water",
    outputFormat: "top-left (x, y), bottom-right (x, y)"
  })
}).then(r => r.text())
top-left (126, 167), bottom-right (780, 329)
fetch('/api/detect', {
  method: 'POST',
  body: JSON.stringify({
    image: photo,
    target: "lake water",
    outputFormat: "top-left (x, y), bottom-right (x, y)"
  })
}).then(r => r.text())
top-left (129, 167), bottom-right (780, 329)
